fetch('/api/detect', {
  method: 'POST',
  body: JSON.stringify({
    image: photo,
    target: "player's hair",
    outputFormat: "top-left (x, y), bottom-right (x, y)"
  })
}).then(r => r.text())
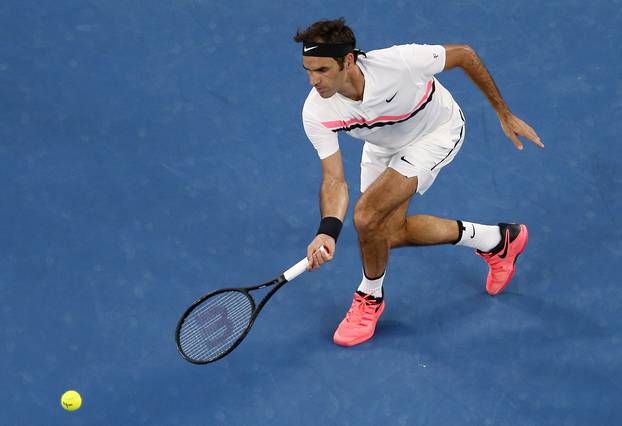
top-left (293, 18), bottom-right (359, 69)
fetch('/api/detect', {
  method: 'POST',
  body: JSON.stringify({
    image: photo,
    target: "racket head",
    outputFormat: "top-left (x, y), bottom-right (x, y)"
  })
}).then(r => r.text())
top-left (175, 288), bottom-right (257, 364)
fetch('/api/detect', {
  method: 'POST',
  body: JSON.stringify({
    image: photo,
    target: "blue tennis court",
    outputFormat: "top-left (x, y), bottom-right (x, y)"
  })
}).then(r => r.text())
top-left (2, 1), bottom-right (621, 424)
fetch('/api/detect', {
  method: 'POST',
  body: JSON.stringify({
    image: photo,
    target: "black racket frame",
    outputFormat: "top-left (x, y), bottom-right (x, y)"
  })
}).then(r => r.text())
top-left (175, 273), bottom-right (289, 364)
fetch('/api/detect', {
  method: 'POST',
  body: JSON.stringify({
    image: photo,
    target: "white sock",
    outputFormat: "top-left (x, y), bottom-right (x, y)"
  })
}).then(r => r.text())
top-left (454, 221), bottom-right (501, 252)
top-left (357, 270), bottom-right (385, 298)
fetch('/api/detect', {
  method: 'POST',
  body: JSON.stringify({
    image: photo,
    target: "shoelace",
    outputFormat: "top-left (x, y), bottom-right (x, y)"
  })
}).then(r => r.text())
top-left (345, 294), bottom-right (380, 325)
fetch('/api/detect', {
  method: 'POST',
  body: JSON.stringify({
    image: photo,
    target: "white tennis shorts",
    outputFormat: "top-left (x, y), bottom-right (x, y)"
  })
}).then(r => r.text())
top-left (360, 108), bottom-right (465, 195)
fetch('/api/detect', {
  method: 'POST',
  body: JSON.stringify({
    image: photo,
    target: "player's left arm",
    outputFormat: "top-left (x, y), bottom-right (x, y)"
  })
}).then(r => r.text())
top-left (442, 44), bottom-right (544, 150)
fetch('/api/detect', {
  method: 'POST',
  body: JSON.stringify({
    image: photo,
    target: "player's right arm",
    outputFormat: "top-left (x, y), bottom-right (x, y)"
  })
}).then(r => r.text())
top-left (301, 91), bottom-right (346, 270)
top-left (307, 149), bottom-right (349, 270)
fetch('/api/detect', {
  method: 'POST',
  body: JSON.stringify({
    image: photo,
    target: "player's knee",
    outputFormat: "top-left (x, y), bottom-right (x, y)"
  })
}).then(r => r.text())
top-left (353, 204), bottom-right (382, 235)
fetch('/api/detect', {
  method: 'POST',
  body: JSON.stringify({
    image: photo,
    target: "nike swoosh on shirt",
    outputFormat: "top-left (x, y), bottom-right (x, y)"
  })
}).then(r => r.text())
top-left (400, 156), bottom-right (414, 166)
top-left (470, 224), bottom-right (475, 238)
top-left (386, 92), bottom-right (398, 102)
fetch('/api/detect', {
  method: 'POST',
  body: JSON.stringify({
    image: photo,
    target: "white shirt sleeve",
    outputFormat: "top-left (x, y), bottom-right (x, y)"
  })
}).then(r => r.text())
top-left (302, 101), bottom-right (339, 160)
top-left (395, 44), bottom-right (446, 79)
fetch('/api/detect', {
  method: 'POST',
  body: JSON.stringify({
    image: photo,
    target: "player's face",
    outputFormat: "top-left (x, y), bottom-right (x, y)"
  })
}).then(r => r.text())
top-left (302, 56), bottom-right (347, 98)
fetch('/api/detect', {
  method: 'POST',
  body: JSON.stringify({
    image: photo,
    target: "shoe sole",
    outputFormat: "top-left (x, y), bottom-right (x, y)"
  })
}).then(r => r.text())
top-left (487, 224), bottom-right (529, 296)
top-left (333, 302), bottom-right (385, 347)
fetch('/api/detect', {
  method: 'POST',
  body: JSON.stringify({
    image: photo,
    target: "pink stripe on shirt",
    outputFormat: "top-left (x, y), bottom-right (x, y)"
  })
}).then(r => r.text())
top-left (321, 79), bottom-right (434, 130)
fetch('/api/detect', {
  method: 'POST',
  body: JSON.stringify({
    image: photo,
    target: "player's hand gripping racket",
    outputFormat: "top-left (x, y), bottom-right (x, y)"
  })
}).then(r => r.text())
top-left (175, 248), bottom-right (325, 364)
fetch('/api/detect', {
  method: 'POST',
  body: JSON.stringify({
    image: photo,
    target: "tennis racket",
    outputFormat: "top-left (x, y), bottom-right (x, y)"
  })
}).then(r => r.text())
top-left (175, 250), bottom-right (322, 364)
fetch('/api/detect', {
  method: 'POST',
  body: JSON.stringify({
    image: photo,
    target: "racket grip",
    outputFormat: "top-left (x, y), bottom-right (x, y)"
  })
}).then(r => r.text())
top-left (283, 257), bottom-right (309, 282)
top-left (283, 247), bottom-right (327, 282)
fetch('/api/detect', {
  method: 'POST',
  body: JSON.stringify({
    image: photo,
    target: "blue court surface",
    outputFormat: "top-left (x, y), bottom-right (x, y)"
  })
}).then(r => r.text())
top-left (2, 1), bottom-right (621, 425)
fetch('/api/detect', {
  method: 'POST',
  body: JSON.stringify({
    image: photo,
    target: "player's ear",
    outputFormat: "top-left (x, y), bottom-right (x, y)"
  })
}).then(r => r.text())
top-left (344, 52), bottom-right (354, 69)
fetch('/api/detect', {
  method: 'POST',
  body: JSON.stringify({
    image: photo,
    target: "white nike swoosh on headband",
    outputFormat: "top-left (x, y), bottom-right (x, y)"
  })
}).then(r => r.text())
top-left (303, 46), bottom-right (319, 52)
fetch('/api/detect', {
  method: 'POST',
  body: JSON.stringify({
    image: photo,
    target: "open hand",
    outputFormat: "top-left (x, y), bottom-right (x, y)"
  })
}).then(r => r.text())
top-left (499, 112), bottom-right (544, 150)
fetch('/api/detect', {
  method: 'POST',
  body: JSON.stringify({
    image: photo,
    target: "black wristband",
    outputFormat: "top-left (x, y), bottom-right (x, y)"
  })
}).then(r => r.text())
top-left (316, 216), bottom-right (343, 242)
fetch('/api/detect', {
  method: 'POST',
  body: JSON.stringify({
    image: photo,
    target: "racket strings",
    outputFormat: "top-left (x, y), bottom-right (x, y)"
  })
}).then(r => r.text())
top-left (178, 291), bottom-right (253, 362)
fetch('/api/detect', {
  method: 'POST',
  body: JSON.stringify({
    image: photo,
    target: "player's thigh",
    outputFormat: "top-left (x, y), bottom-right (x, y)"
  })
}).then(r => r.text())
top-left (356, 167), bottom-right (419, 222)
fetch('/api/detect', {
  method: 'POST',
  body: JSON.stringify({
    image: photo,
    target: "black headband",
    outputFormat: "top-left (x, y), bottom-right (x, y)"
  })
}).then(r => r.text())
top-left (302, 41), bottom-right (355, 57)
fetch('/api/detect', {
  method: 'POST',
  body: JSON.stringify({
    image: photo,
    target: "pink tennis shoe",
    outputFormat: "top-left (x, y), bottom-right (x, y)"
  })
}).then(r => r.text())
top-left (477, 223), bottom-right (529, 295)
top-left (333, 291), bottom-right (385, 347)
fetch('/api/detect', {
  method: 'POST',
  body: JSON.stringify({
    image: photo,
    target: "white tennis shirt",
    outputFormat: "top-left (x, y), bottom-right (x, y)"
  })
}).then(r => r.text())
top-left (302, 44), bottom-right (461, 158)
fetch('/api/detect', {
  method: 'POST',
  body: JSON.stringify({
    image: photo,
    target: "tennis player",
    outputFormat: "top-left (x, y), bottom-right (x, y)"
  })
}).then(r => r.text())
top-left (295, 18), bottom-right (543, 347)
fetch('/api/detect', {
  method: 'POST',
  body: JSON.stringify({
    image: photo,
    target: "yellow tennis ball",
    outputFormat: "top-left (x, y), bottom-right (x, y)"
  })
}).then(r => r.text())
top-left (61, 390), bottom-right (82, 411)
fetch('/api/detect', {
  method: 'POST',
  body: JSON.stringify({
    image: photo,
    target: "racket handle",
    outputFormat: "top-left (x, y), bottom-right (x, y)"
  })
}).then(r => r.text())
top-left (283, 247), bottom-right (327, 282)
top-left (283, 257), bottom-right (309, 282)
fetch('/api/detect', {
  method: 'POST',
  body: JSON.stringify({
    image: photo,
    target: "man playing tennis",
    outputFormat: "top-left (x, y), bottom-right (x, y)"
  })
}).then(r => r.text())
top-left (295, 18), bottom-right (543, 347)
